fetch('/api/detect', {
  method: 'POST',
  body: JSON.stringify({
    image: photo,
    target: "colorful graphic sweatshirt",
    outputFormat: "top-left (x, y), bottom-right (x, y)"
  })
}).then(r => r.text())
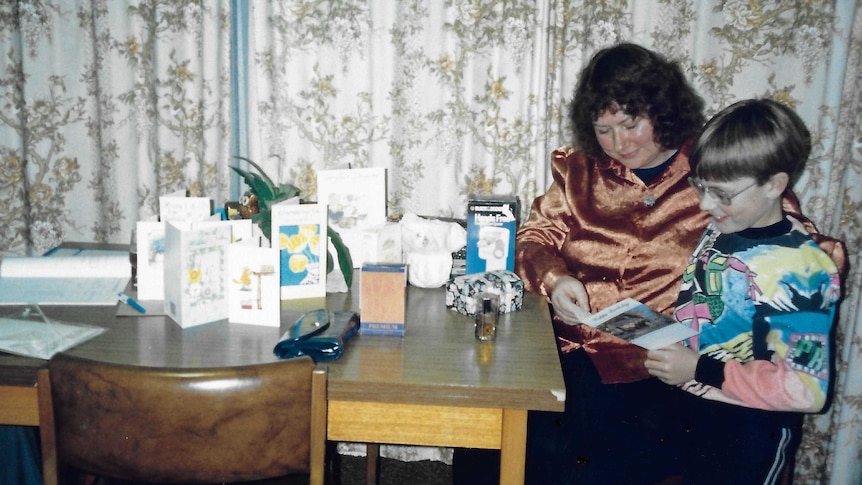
top-left (673, 216), bottom-right (841, 412)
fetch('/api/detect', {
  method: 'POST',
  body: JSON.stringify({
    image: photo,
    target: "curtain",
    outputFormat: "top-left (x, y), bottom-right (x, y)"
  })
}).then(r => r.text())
top-left (0, 0), bottom-right (232, 255)
top-left (1, 1), bottom-right (860, 483)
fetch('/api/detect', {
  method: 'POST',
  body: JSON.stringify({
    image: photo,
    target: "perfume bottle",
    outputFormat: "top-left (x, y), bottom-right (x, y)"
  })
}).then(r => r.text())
top-left (474, 293), bottom-right (498, 341)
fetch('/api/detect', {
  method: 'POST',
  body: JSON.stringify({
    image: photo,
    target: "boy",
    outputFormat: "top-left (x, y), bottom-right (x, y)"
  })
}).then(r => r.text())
top-left (644, 98), bottom-right (843, 485)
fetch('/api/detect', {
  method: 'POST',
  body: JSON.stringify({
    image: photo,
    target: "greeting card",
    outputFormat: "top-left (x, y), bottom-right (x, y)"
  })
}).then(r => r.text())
top-left (317, 167), bottom-right (387, 268)
top-left (227, 242), bottom-right (280, 327)
top-left (270, 201), bottom-right (328, 299)
top-left (163, 221), bottom-right (232, 328)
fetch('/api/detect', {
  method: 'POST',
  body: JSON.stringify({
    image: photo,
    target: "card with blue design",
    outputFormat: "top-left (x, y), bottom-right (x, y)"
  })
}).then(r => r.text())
top-left (270, 201), bottom-right (328, 300)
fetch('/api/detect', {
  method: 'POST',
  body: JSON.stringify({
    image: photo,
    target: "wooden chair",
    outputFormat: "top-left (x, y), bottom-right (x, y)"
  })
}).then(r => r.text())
top-left (38, 353), bottom-right (327, 485)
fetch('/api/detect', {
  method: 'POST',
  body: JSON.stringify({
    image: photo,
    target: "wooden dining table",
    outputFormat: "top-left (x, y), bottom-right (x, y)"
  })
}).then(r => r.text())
top-left (0, 271), bottom-right (565, 484)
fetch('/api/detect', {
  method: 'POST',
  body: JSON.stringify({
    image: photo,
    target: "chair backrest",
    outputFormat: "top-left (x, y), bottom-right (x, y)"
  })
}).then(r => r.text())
top-left (38, 353), bottom-right (326, 485)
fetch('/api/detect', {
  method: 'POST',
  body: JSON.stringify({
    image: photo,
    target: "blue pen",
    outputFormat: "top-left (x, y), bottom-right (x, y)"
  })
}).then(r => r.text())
top-left (118, 292), bottom-right (146, 314)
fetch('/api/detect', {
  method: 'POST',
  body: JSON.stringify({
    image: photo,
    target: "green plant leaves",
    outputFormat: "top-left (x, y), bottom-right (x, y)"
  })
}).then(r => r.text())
top-left (327, 226), bottom-right (354, 287)
top-left (231, 155), bottom-right (353, 287)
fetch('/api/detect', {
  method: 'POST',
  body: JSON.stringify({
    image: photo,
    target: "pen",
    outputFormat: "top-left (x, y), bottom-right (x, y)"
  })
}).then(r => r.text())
top-left (118, 292), bottom-right (146, 314)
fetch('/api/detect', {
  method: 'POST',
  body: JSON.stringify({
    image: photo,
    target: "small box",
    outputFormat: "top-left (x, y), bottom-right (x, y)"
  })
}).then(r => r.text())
top-left (348, 222), bottom-right (402, 268)
top-left (465, 195), bottom-right (519, 274)
top-left (445, 270), bottom-right (524, 316)
top-left (360, 263), bottom-right (407, 336)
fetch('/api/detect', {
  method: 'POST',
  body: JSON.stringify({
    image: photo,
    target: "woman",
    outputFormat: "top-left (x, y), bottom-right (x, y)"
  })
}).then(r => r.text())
top-left (515, 43), bottom-right (708, 485)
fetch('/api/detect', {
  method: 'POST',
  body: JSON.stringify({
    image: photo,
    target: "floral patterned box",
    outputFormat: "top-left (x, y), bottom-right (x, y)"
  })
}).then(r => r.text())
top-left (445, 270), bottom-right (524, 316)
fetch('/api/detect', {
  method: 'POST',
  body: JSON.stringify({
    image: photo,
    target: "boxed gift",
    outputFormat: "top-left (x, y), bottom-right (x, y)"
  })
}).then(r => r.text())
top-left (360, 263), bottom-right (407, 336)
top-left (465, 195), bottom-right (520, 274)
top-left (445, 270), bottom-right (524, 316)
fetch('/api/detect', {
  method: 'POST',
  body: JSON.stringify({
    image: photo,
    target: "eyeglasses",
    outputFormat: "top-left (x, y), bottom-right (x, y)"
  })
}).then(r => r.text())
top-left (687, 177), bottom-right (758, 206)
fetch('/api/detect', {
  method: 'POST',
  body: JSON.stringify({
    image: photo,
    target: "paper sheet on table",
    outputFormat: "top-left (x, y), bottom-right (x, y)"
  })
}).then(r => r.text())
top-left (1, 249), bottom-right (130, 278)
top-left (0, 250), bottom-right (130, 305)
top-left (0, 306), bottom-right (105, 359)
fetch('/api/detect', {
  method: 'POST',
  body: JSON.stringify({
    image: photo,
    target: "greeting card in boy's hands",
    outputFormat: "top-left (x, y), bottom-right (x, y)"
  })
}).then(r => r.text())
top-left (581, 298), bottom-right (698, 350)
top-left (270, 201), bottom-right (328, 300)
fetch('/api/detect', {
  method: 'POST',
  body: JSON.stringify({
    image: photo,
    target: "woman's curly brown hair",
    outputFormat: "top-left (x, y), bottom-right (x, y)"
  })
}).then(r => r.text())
top-left (569, 43), bottom-right (706, 158)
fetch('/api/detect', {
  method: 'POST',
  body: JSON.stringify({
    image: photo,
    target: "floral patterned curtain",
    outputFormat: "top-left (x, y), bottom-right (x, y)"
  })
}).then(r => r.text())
top-left (0, 0), bottom-right (232, 255)
top-left (0, 1), bottom-right (860, 483)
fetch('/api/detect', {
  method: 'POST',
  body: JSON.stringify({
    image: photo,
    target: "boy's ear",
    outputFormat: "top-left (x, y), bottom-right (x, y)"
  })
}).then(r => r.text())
top-left (767, 172), bottom-right (790, 198)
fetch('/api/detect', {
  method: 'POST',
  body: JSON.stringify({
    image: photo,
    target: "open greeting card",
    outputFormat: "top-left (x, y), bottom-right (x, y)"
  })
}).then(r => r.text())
top-left (582, 298), bottom-right (699, 350)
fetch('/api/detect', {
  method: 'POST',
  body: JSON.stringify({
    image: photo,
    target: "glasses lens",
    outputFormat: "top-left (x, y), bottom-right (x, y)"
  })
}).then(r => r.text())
top-left (713, 189), bottom-right (733, 206)
top-left (689, 177), bottom-right (735, 205)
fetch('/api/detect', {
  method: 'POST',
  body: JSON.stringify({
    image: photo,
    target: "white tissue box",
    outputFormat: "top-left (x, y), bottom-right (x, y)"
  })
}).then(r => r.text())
top-left (445, 270), bottom-right (524, 316)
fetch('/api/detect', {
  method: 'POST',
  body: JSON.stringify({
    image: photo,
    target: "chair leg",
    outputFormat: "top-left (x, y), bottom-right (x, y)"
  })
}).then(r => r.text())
top-left (37, 369), bottom-right (58, 485)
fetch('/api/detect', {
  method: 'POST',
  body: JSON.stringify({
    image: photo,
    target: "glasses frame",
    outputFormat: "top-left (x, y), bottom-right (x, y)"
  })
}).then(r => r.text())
top-left (687, 177), bottom-right (758, 206)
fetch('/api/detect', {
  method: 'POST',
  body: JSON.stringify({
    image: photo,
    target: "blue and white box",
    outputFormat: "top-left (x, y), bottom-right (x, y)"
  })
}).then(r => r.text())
top-left (465, 195), bottom-right (519, 275)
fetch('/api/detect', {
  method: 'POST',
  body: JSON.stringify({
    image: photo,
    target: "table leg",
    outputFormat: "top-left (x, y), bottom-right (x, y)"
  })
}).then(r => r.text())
top-left (365, 443), bottom-right (379, 485)
top-left (499, 409), bottom-right (527, 485)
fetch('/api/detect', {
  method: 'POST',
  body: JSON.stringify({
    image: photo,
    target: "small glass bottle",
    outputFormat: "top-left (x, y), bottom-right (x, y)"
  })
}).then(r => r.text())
top-left (474, 293), bottom-right (498, 341)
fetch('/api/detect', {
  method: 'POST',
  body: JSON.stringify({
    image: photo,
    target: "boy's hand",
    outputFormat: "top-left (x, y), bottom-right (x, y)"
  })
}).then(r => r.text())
top-left (645, 345), bottom-right (700, 385)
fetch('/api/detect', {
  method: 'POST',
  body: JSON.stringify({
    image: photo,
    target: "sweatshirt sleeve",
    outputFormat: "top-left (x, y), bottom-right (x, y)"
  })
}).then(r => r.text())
top-left (721, 356), bottom-right (824, 412)
top-left (691, 334), bottom-right (830, 413)
top-left (719, 249), bottom-right (839, 412)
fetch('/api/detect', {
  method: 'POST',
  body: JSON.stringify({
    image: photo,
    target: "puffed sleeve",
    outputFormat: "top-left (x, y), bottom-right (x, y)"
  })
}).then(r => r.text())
top-left (515, 147), bottom-right (579, 298)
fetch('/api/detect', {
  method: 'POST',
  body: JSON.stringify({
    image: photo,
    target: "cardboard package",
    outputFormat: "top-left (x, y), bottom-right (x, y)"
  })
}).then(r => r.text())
top-left (465, 195), bottom-right (519, 274)
top-left (360, 263), bottom-right (407, 336)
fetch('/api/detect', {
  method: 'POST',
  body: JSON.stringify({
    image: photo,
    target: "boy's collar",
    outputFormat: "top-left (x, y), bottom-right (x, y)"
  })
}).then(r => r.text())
top-left (736, 216), bottom-right (792, 240)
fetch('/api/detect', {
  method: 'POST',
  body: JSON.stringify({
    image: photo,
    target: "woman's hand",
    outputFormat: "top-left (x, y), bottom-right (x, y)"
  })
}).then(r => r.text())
top-left (645, 344), bottom-right (700, 385)
top-left (550, 275), bottom-right (591, 324)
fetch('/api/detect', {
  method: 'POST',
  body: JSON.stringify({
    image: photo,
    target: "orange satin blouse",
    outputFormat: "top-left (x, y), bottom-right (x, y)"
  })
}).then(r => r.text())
top-left (515, 141), bottom-right (709, 383)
